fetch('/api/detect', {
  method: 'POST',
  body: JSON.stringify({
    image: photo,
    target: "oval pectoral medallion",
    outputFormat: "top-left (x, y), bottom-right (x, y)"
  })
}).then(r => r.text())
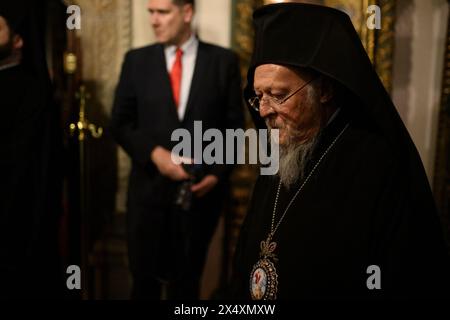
top-left (250, 258), bottom-right (278, 300)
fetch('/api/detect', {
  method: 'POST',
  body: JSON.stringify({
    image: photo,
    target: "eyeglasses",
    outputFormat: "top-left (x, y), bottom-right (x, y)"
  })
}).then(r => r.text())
top-left (248, 77), bottom-right (317, 112)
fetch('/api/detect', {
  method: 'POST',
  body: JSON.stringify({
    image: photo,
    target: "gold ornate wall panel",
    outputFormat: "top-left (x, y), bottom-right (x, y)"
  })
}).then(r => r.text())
top-left (227, 0), bottom-right (264, 277)
top-left (63, 0), bottom-right (133, 299)
top-left (232, 0), bottom-right (264, 80)
top-left (70, 0), bottom-right (133, 215)
top-left (374, 0), bottom-right (396, 93)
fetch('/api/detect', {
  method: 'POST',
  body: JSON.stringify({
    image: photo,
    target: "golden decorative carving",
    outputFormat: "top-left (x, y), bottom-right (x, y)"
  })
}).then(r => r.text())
top-left (72, 0), bottom-right (132, 215)
top-left (70, 85), bottom-right (104, 141)
top-left (374, 0), bottom-right (395, 92)
top-left (64, 52), bottom-right (78, 74)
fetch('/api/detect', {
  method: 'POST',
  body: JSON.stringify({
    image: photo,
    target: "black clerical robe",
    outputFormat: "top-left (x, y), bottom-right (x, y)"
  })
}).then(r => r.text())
top-left (232, 108), bottom-right (450, 299)
top-left (0, 65), bottom-right (62, 298)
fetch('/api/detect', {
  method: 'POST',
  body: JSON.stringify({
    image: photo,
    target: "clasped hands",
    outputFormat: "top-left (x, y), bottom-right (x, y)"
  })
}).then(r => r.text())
top-left (150, 146), bottom-right (218, 198)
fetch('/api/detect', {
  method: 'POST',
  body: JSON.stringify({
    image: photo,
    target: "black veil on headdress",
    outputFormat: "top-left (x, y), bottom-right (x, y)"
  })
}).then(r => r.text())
top-left (245, 2), bottom-right (435, 204)
top-left (246, 3), bottom-right (411, 148)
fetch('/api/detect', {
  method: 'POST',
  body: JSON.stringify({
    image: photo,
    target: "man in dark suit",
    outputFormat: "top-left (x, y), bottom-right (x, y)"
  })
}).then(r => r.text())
top-left (111, 0), bottom-right (243, 299)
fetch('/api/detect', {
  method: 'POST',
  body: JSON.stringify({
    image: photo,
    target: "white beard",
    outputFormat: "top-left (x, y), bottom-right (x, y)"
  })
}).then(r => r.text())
top-left (266, 84), bottom-right (321, 189)
top-left (267, 126), bottom-right (318, 189)
top-left (278, 136), bottom-right (317, 189)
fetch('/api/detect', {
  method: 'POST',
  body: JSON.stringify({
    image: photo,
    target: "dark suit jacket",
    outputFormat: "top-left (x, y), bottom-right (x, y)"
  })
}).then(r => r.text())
top-left (110, 40), bottom-right (244, 279)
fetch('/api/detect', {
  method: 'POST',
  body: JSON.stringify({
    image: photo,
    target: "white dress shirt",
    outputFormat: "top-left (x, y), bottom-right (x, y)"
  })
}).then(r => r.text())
top-left (164, 34), bottom-right (199, 121)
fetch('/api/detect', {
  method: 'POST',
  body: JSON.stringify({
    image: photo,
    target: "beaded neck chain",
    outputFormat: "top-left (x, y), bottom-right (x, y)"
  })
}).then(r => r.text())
top-left (268, 123), bottom-right (350, 241)
top-left (249, 123), bottom-right (349, 301)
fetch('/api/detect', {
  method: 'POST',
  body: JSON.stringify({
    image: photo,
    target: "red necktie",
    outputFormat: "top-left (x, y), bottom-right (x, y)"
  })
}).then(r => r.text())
top-left (170, 48), bottom-right (183, 108)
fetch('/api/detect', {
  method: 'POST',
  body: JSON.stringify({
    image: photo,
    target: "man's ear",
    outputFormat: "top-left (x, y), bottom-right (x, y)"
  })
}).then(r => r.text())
top-left (319, 77), bottom-right (334, 104)
top-left (12, 34), bottom-right (23, 50)
top-left (182, 4), bottom-right (194, 24)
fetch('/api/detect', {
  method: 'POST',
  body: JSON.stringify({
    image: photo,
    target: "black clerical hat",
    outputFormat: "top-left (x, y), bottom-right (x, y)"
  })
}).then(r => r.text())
top-left (245, 3), bottom-right (409, 150)
top-left (0, 1), bottom-right (49, 81)
top-left (0, 2), bottom-right (27, 36)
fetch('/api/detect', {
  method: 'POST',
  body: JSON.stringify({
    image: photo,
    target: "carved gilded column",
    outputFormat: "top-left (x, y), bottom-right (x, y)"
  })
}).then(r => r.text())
top-left (70, 0), bottom-right (132, 215)
top-left (227, 0), bottom-right (263, 281)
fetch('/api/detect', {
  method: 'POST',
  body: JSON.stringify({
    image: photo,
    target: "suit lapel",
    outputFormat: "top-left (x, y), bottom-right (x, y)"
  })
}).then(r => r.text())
top-left (182, 42), bottom-right (210, 125)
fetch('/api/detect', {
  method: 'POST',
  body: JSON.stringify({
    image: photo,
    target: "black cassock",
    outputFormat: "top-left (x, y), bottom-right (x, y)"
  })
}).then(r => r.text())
top-left (231, 3), bottom-right (450, 299)
top-left (0, 2), bottom-right (63, 298)
top-left (0, 66), bottom-right (61, 298)
top-left (232, 107), bottom-right (450, 299)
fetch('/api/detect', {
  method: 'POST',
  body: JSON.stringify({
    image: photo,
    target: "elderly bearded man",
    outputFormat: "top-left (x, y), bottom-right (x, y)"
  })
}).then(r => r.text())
top-left (231, 3), bottom-right (450, 299)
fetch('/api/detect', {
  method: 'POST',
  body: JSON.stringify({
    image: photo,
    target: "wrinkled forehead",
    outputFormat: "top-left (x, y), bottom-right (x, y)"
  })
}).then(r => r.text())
top-left (253, 63), bottom-right (313, 88)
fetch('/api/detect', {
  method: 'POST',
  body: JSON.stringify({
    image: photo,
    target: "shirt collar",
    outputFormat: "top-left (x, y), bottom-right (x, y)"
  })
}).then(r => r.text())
top-left (164, 33), bottom-right (198, 56)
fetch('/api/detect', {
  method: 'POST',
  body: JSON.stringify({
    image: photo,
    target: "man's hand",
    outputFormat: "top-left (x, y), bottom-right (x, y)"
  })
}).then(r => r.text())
top-left (150, 146), bottom-right (191, 181)
top-left (191, 175), bottom-right (219, 198)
